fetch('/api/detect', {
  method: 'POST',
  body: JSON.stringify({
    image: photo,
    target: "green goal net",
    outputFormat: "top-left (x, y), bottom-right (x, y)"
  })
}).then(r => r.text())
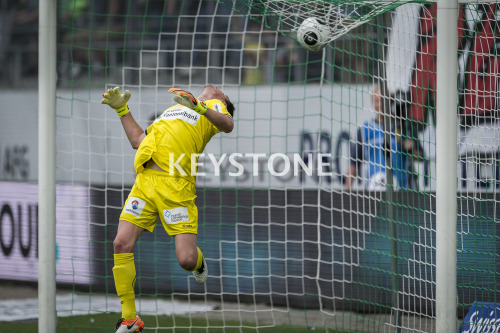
top-left (2, 0), bottom-right (499, 332)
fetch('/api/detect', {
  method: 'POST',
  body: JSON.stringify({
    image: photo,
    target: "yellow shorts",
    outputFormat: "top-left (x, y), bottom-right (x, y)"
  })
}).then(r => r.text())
top-left (119, 168), bottom-right (198, 235)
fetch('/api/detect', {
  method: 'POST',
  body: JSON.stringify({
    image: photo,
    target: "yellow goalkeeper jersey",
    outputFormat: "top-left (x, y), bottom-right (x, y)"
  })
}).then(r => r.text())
top-left (134, 99), bottom-right (232, 183)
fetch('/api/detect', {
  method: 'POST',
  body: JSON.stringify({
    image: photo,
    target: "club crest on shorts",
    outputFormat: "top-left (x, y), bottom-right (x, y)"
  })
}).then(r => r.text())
top-left (163, 206), bottom-right (189, 224)
top-left (124, 197), bottom-right (146, 217)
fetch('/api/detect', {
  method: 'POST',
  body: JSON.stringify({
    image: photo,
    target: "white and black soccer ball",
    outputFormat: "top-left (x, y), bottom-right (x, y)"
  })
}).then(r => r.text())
top-left (297, 17), bottom-right (331, 52)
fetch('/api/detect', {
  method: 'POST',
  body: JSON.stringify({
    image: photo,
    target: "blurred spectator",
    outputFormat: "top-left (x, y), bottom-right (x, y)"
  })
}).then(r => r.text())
top-left (59, 0), bottom-right (88, 24)
top-left (0, 1), bottom-right (13, 78)
top-left (243, 20), bottom-right (266, 85)
top-left (13, 0), bottom-right (39, 76)
top-left (58, 0), bottom-right (89, 77)
top-left (59, 0), bottom-right (127, 78)
top-left (141, 0), bottom-right (206, 71)
top-left (274, 41), bottom-right (299, 83)
top-left (0, 0), bottom-right (38, 78)
top-left (142, 0), bottom-right (180, 35)
top-left (345, 84), bottom-right (423, 191)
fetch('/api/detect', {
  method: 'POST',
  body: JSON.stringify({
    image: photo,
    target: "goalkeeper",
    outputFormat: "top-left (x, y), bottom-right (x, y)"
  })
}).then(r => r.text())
top-left (102, 85), bottom-right (235, 333)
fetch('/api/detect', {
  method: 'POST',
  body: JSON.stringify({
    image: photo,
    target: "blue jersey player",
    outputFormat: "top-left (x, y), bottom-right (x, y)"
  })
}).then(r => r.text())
top-left (345, 85), bottom-right (422, 191)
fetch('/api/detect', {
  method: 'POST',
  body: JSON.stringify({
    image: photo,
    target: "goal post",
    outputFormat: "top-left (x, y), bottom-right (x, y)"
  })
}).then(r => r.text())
top-left (30, 0), bottom-right (500, 332)
top-left (38, 0), bottom-right (57, 332)
top-left (435, 1), bottom-right (459, 332)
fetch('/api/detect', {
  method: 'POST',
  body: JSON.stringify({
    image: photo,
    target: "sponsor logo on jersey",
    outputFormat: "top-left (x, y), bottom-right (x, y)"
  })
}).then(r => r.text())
top-left (124, 197), bottom-right (146, 217)
top-left (156, 107), bottom-right (200, 126)
top-left (163, 206), bottom-right (189, 224)
top-left (213, 103), bottom-right (223, 114)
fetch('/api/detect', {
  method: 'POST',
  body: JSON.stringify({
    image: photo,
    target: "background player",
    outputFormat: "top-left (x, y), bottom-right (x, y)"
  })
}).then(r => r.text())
top-left (345, 84), bottom-right (421, 191)
top-left (101, 85), bottom-right (235, 333)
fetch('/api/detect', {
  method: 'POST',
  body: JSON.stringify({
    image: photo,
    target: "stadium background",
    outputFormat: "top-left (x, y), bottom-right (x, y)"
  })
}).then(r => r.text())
top-left (1, 1), bottom-right (500, 332)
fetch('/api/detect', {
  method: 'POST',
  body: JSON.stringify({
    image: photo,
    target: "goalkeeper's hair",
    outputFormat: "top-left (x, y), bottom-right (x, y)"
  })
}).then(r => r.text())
top-left (225, 98), bottom-right (235, 117)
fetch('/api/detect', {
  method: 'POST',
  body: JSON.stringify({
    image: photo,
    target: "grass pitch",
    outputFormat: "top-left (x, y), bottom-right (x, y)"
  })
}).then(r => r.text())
top-left (1, 313), bottom-right (343, 332)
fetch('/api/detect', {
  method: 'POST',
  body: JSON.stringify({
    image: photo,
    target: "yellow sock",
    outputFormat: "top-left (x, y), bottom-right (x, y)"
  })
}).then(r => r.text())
top-left (184, 247), bottom-right (204, 272)
top-left (113, 253), bottom-right (137, 320)
top-left (194, 247), bottom-right (204, 271)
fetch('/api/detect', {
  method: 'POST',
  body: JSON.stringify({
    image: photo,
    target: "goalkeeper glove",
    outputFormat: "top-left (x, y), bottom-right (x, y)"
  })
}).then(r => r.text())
top-left (168, 88), bottom-right (207, 115)
top-left (101, 87), bottom-right (131, 117)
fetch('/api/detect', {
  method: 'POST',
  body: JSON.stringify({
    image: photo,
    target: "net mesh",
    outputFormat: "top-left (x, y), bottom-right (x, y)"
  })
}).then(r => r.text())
top-left (9, 0), bottom-right (496, 332)
top-left (218, 0), bottom-right (427, 41)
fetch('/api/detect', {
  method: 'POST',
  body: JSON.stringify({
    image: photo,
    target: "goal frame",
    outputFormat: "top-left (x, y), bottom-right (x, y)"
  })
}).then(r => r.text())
top-left (38, 1), bottom-right (460, 332)
top-left (38, 0), bottom-right (57, 332)
top-left (435, 1), bottom-right (459, 332)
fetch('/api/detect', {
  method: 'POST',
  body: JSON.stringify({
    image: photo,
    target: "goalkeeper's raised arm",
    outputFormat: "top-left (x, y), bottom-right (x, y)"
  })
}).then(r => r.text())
top-left (101, 86), bottom-right (145, 149)
top-left (101, 85), bottom-right (235, 149)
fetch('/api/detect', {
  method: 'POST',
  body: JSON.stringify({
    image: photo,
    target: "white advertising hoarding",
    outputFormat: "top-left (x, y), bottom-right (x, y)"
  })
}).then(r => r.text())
top-left (0, 182), bottom-right (92, 284)
top-left (0, 83), bottom-right (497, 191)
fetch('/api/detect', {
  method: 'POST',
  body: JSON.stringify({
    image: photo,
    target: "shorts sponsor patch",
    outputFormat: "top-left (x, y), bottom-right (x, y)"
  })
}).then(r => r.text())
top-left (163, 206), bottom-right (189, 224)
top-left (124, 197), bottom-right (146, 217)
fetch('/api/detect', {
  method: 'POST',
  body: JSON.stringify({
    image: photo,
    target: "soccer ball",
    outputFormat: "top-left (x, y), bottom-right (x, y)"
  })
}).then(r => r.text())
top-left (297, 17), bottom-right (331, 51)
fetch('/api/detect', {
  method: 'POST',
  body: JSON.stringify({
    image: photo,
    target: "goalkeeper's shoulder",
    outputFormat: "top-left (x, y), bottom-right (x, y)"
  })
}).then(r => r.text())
top-left (205, 98), bottom-right (234, 119)
top-left (203, 100), bottom-right (234, 133)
